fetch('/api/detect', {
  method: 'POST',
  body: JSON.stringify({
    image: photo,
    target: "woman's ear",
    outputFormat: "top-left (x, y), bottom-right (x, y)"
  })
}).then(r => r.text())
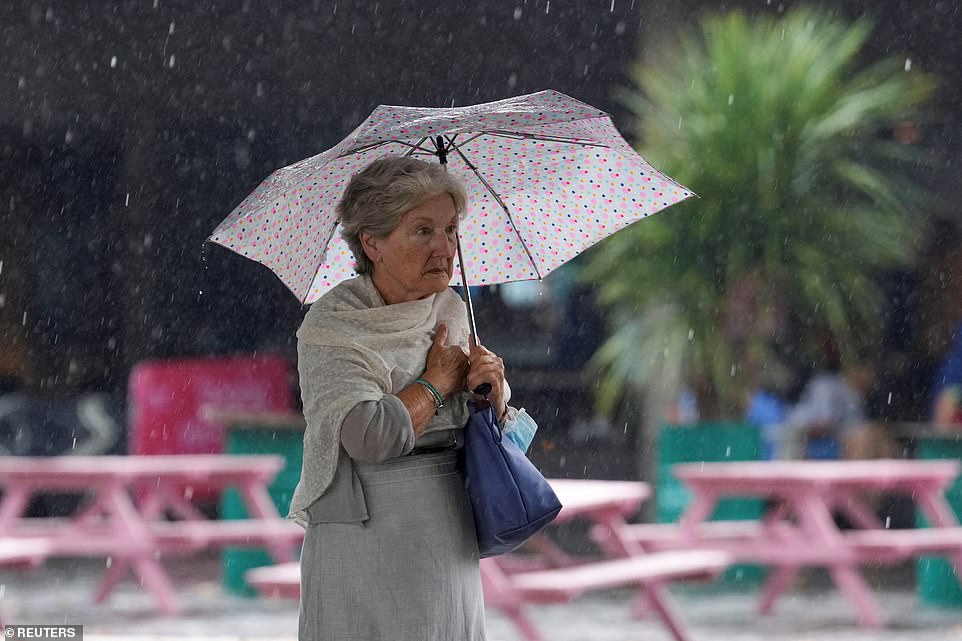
top-left (359, 231), bottom-right (380, 263)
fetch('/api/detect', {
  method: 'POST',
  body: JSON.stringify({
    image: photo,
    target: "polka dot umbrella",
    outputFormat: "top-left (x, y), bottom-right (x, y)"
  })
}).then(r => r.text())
top-left (208, 90), bottom-right (693, 341)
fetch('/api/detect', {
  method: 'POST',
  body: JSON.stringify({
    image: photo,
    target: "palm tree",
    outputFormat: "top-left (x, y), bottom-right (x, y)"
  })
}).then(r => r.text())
top-left (585, 7), bottom-right (937, 420)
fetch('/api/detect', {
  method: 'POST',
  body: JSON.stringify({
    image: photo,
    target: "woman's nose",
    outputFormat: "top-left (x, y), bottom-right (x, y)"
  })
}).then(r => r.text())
top-left (431, 230), bottom-right (457, 255)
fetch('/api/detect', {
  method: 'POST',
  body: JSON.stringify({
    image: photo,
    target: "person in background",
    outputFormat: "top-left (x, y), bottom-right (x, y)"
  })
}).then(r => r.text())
top-left (288, 156), bottom-right (536, 641)
top-left (933, 321), bottom-right (962, 428)
top-left (780, 359), bottom-right (898, 460)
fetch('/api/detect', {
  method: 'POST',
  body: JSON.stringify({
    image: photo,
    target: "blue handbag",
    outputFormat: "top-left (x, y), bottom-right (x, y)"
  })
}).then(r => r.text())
top-left (461, 403), bottom-right (562, 558)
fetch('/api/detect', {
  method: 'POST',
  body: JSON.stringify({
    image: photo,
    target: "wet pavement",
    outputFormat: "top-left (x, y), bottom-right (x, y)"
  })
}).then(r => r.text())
top-left (3, 555), bottom-right (962, 640)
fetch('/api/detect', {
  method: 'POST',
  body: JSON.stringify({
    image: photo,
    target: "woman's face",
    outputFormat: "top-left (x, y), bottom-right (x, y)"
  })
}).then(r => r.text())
top-left (361, 193), bottom-right (460, 304)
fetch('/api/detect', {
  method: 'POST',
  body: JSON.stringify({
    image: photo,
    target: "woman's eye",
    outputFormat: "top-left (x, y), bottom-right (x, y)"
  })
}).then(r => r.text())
top-left (446, 225), bottom-right (458, 235)
top-left (416, 227), bottom-right (431, 236)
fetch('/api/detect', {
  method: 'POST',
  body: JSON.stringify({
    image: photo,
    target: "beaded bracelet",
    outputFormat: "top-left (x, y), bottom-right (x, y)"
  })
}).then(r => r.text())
top-left (415, 378), bottom-right (445, 412)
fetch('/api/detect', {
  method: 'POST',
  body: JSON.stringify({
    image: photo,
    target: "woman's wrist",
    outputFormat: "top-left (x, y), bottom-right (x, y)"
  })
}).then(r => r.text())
top-left (414, 376), bottom-right (444, 412)
top-left (420, 370), bottom-right (450, 399)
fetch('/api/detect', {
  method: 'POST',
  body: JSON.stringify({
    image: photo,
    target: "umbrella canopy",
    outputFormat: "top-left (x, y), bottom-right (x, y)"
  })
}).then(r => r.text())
top-left (209, 90), bottom-right (693, 304)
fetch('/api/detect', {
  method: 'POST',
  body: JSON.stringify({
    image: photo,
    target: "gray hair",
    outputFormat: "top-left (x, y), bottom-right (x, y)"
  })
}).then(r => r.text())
top-left (338, 156), bottom-right (468, 274)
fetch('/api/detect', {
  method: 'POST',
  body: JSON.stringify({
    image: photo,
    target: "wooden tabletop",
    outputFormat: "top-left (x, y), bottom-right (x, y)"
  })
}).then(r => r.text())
top-left (673, 459), bottom-right (960, 490)
top-left (547, 479), bottom-right (650, 522)
top-left (0, 454), bottom-right (286, 483)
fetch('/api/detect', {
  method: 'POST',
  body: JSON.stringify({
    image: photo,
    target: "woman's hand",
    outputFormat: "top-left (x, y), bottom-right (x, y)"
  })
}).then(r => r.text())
top-left (421, 323), bottom-right (469, 398)
top-left (467, 342), bottom-right (506, 420)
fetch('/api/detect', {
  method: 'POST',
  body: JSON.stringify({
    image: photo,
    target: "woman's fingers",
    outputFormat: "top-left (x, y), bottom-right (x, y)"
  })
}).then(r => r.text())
top-left (467, 347), bottom-right (504, 392)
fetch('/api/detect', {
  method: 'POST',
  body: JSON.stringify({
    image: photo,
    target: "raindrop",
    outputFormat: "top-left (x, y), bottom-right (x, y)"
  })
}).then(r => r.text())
top-left (610, 0), bottom-right (615, 11)
top-left (904, 58), bottom-right (912, 72)
top-left (110, 56), bottom-right (118, 68)
top-left (168, 55), bottom-right (176, 68)
top-left (513, 6), bottom-right (522, 20)
top-left (688, 328), bottom-right (694, 340)
top-left (17, 77), bottom-right (25, 89)
top-left (0, 260), bottom-right (3, 276)
top-left (887, 392), bottom-right (893, 405)
top-left (728, 94), bottom-right (734, 106)
top-left (545, 1), bottom-right (550, 14)
top-left (22, 311), bottom-right (27, 326)
top-left (125, 193), bottom-right (130, 207)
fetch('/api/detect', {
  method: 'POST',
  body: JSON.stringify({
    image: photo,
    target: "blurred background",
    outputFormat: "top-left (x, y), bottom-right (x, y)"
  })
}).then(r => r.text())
top-left (0, 0), bottom-right (960, 478)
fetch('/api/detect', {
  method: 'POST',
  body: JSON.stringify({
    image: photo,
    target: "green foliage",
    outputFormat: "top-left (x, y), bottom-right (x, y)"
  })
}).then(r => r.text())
top-left (585, 7), bottom-right (937, 418)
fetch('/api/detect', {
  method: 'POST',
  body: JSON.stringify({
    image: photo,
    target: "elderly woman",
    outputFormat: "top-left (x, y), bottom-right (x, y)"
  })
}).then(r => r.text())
top-left (288, 156), bottom-right (532, 641)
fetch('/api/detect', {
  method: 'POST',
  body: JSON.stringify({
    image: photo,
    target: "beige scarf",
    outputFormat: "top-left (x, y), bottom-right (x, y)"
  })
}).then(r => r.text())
top-left (288, 274), bottom-right (472, 523)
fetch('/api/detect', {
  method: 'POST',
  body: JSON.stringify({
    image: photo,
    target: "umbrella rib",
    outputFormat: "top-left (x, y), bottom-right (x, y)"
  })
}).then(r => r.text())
top-left (338, 137), bottom-right (433, 159)
top-left (483, 130), bottom-right (611, 149)
top-left (450, 144), bottom-right (544, 281)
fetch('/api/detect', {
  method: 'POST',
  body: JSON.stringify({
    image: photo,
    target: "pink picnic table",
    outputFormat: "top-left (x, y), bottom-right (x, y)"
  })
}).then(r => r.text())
top-left (0, 454), bottom-right (297, 614)
top-left (671, 459), bottom-right (962, 628)
top-left (485, 479), bottom-right (723, 641)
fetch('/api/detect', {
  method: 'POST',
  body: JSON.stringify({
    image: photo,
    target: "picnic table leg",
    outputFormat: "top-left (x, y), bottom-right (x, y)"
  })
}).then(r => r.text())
top-left (795, 492), bottom-right (882, 628)
top-left (237, 480), bottom-right (281, 519)
top-left (503, 605), bottom-right (544, 641)
top-left (915, 486), bottom-right (960, 528)
top-left (237, 480), bottom-right (298, 562)
top-left (758, 565), bottom-right (799, 614)
top-left (525, 533), bottom-right (575, 567)
top-left (913, 486), bottom-right (962, 592)
top-left (97, 483), bottom-right (180, 615)
top-left (643, 580), bottom-right (695, 641)
top-left (138, 483), bottom-right (209, 522)
top-left (0, 485), bottom-right (31, 531)
top-left (677, 491), bottom-right (720, 539)
top-left (94, 559), bottom-right (131, 604)
top-left (831, 490), bottom-right (883, 529)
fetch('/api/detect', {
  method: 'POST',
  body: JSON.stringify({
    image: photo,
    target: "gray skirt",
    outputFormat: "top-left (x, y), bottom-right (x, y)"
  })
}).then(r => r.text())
top-left (298, 451), bottom-right (487, 641)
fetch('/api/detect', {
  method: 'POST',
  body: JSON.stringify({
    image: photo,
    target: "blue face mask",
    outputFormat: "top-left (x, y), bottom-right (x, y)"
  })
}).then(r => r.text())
top-left (502, 408), bottom-right (538, 454)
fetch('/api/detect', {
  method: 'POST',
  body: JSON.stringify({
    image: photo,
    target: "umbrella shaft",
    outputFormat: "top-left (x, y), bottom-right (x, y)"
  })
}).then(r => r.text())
top-left (457, 239), bottom-right (480, 349)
